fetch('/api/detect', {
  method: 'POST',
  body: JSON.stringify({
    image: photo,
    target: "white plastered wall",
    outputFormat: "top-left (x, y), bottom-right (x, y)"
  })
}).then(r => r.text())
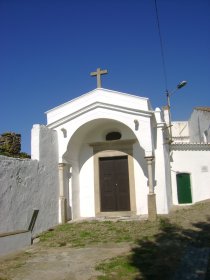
top-left (172, 121), bottom-right (189, 142)
top-left (31, 124), bottom-right (59, 233)
top-left (171, 149), bottom-right (210, 204)
top-left (154, 108), bottom-right (172, 214)
top-left (0, 125), bottom-right (59, 236)
top-left (133, 143), bottom-right (148, 214)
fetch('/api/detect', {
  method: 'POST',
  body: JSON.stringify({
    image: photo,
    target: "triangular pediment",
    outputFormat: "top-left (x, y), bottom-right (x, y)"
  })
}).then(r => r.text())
top-left (46, 88), bottom-right (153, 128)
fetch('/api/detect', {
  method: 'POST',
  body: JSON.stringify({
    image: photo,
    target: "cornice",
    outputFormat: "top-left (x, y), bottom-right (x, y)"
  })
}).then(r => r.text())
top-left (89, 139), bottom-right (136, 155)
top-left (47, 102), bottom-right (154, 129)
top-left (45, 88), bottom-right (150, 114)
top-left (171, 142), bottom-right (210, 151)
top-left (89, 139), bottom-right (136, 147)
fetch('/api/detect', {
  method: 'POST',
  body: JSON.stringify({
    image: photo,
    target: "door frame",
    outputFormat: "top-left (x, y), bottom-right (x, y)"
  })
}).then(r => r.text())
top-left (89, 139), bottom-right (137, 217)
top-left (99, 155), bottom-right (131, 212)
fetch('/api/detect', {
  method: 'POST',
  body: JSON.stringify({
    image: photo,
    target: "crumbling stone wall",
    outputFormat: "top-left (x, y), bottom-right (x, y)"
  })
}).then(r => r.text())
top-left (0, 132), bottom-right (21, 155)
top-left (0, 132), bottom-right (30, 158)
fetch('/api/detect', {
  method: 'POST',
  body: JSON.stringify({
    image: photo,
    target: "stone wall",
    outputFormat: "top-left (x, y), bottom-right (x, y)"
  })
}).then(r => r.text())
top-left (0, 132), bottom-right (30, 158)
top-left (0, 132), bottom-right (21, 154)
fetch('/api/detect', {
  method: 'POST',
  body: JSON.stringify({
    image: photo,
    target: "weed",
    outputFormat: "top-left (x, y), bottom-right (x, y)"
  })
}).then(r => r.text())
top-left (96, 255), bottom-right (138, 280)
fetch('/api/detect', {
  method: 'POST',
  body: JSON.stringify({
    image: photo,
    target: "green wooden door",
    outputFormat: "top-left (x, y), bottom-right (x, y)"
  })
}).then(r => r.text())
top-left (176, 173), bottom-right (192, 204)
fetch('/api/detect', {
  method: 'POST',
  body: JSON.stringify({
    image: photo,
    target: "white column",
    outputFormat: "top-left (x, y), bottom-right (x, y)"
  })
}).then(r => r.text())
top-left (58, 163), bottom-right (67, 224)
top-left (145, 156), bottom-right (154, 194)
top-left (145, 156), bottom-right (157, 221)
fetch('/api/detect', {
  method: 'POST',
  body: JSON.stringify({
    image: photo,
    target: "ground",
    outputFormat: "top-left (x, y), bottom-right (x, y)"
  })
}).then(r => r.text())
top-left (0, 243), bottom-right (131, 280)
top-left (1, 201), bottom-right (210, 280)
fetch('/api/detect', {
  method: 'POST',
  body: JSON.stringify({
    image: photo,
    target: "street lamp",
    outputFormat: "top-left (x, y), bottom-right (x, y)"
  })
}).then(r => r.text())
top-left (166, 81), bottom-right (187, 143)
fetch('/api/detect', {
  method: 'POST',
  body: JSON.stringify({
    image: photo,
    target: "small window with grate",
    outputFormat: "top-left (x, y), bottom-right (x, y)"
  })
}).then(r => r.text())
top-left (106, 131), bottom-right (122, 141)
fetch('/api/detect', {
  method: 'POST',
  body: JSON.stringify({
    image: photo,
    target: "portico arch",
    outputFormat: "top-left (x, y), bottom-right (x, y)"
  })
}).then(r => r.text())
top-left (62, 118), bottom-right (149, 220)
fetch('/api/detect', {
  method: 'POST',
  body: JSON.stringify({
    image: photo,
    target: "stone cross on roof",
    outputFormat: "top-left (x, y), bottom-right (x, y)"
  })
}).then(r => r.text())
top-left (90, 68), bottom-right (108, 88)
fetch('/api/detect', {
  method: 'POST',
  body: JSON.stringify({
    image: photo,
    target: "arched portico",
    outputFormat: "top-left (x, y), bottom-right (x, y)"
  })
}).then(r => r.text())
top-left (57, 118), bottom-right (156, 221)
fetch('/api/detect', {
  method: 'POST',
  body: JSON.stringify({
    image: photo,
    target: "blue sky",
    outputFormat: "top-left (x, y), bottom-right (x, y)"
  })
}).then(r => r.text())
top-left (0, 0), bottom-right (209, 154)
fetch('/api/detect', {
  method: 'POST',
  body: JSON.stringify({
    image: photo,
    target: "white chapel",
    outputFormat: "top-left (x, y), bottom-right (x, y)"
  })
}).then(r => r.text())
top-left (30, 70), bottom-right (210, 225)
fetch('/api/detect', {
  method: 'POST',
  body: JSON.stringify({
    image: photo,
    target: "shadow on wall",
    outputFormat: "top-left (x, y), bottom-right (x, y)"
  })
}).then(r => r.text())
top-left (130, 218), bottom-right (210, 280)
top-left (63, 118), bottom-right (149, 179)
top-left (78, 142), bottom-right (147, 173)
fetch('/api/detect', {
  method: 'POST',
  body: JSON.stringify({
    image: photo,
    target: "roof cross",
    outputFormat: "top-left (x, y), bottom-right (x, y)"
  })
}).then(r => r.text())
top-left (90, 68), bottom-right (108, 88)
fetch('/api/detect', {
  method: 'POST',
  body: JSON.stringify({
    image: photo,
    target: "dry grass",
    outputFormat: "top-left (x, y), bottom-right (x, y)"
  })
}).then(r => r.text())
top-left (39, 219), bottom-right (160, 248)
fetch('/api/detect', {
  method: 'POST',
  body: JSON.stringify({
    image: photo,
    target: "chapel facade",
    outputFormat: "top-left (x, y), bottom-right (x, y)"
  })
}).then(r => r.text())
top-left (45, 87), bottom-right (170, 222)
top-left (31, 85), bottom-right (210, 224)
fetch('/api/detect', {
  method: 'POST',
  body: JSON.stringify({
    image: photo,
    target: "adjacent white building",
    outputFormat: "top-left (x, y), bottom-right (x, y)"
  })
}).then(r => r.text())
top-left (170, 107), bottom-right (210, 206)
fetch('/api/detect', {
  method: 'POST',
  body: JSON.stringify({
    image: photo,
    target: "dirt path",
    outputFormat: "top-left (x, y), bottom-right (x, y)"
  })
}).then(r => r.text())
top-left (0, 243), bottom-right (132, 280)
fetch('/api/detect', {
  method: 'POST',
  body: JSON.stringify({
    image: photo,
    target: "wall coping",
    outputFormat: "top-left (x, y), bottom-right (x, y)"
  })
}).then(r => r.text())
top-left (171, 143), bottom-right (210, 151)
top-left (0, 230), bottom-right (29, 238)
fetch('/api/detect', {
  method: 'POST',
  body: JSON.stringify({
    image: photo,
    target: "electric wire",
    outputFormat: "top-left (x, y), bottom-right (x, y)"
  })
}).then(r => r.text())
top-left (154, 0), bottom-right (168, 91)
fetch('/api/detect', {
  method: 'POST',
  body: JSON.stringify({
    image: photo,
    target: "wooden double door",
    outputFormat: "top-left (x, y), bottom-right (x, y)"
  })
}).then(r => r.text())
top-left (99, 156), bottom-right (131, 212)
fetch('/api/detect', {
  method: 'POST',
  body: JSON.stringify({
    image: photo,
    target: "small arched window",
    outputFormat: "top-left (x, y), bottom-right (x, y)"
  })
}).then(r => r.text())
top-left (106, 131), bottom-right (122, 141)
